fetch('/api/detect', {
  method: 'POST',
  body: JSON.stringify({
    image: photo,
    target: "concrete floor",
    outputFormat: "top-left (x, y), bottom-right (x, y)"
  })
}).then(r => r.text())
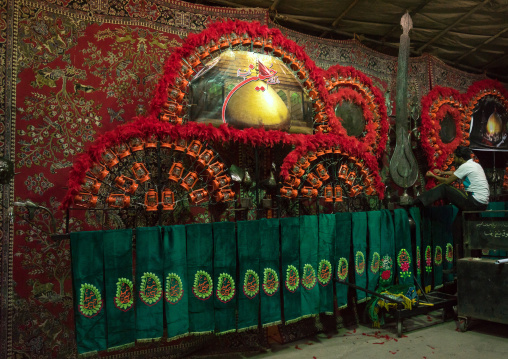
top-left (235, 313), bottom-right (508, 359)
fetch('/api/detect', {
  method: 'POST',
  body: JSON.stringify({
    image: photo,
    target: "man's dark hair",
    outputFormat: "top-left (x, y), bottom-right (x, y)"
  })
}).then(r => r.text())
top-left (454, 146), bottom-right (472, 161)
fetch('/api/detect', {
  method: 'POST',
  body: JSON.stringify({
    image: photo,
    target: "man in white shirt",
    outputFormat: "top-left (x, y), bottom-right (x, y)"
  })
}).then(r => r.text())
top-left (413, 146), bottom-right (489, 211)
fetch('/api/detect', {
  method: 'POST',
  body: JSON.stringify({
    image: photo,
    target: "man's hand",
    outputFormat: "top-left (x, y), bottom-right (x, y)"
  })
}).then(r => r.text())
top-left (426, 170), bottom-right (437, 178)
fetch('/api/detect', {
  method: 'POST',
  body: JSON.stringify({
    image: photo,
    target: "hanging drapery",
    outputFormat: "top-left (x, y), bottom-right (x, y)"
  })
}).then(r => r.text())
top-left (237, 220), bottom-right (261, 331)
top-left (379, 210), bottom-right (395, 288)
top-left (259, 218), bottom-right (282, 327)
top-left (135, 227), bottom-right (164, 342)
top-left (213, 221), bottom-right (237, 334)
top-left (187, 223), bottom-right (215, 334)
top-left (281, 217), bottom-right (302, 323)
top-left (103, 229), bottom-right (135, 351)
top-left (421, 208), bottom-right (433, 292)
top-left (367, 211), bottom-right (382, 297)
top-left (71, 231), bottom-right (107, 355)
top-left (163, 225), bottom-right (189, 340)
top-left (444, 206), bottom-right (458, 284)
top-left (317, 214), bottom-right (335, 315)
top-left (430, 206), bottom-right (456, 289)
top-left (394, 209), bottom-right (413, 286)
top-left (300, 215), bottom-right (320, 318)
top-left (352, 212), bottom-right (368, 303)
top-left (409, 207), bottom-right (423, 290)
top-left (335, 212), bottom-right (352, 310)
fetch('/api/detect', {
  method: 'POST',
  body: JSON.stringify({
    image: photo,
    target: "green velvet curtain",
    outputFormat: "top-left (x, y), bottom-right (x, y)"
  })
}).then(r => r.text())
top-left (409, 207), bottom-right (423, 290)
top-left (163, 225), bottom-right (189, 340)
top-left (281, 217), bottom-right (301, 323)
top-left (300, 215), bottom-right (319, 318)
top-left (103, 229), bottom-right (135, 350)
top-left (135, 227), bottom-right (164, 341)
top-left (379, 210), bottom-right (395, 288)
top-left (318, 214), bottom-right (335, 315)
top-left (367, 211), bottom-right (382, 296)
top-left (259, 218), bottom-right (282, 327)
top-left (335, 212), bottom-right (352, 309)
top-left (186, 223), bottom-right (214, 334)
top-left (71, 231), bottom-right (107, 355)
top-left (394, 209), bottom-right (413, 286)
top-left (352, 212), bottom-right (368, 303)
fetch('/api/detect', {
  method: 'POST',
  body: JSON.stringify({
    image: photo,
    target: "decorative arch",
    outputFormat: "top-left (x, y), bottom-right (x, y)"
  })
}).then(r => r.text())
top-left (323, 65), bottom-right (389, 157)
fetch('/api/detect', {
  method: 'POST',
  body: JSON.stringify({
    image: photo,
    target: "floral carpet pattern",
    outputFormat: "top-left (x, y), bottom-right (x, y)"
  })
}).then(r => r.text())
top-left (0, 1), bottom-right (486, 358)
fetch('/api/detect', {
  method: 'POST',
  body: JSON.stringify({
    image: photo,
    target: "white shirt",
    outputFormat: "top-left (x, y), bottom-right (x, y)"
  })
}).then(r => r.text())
top-left (453, 159), bottom-right (489, 204)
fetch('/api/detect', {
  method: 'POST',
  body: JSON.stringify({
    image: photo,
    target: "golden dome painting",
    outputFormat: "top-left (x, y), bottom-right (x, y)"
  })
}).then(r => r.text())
top-left (189, 51), bottom-right (312, 133)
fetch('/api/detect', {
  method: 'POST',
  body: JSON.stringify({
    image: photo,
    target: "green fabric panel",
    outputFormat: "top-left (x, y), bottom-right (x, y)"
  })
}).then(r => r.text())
top-left (135, 227), bottom-right (164, 341)
top-left (317, 214), bottom-right (335, 315)
top-left (421, 208), bottom-right (433, 290)
top-left (213, 221), bottom-right (237, 334)
top-left (259, 218), bottom-right (282, 327)
top-left (186, 223), bottom-right (214, 334)
top-left (379, 210), bottom-right (395, 288)
top-left (334, 212), bottom-right (351, 309)
top-left (103, 229), bottom-right (135, 350)
top-left (237, 220), bottom-right (260, 330)
top-left (409, 207), bottom-right (423, 289)
top-left (430, 207), bottom-right (445, 289)
top-left (443, 206), bottom-right (458, 284)
top-left (394, 209), bottom-right (413, 286)
top-left (163, 225), bottom-right (189, 340)
top-left (367, 211), bottom-right (382, 294)
top-left (300, 215), bottom-right (319, 318)
top-left (71, 231), bottom-right (107, 354)
top-left (352, 212), bottom-right (368, 302)
top-left (281, 217), bottom-right (301, 323)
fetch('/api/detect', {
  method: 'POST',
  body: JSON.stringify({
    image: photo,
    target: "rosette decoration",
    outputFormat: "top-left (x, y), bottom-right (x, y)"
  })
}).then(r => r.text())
top-left (151, 20), bottom-right (329, 133)
top-left (279, 142), bottom-right (384, 200)
top-left (323, 65), bottom-right (389, 157)
top-left (420, 86), bottom-right (467, 189)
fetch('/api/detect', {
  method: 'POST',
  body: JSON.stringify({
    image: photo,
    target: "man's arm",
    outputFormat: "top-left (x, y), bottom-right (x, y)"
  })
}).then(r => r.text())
top-left (426, 170), bottom-right (458, 185)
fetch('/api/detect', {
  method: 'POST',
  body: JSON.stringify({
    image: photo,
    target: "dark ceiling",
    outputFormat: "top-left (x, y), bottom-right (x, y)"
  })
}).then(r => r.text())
top-left (191, 0), bottom-right (508, 82)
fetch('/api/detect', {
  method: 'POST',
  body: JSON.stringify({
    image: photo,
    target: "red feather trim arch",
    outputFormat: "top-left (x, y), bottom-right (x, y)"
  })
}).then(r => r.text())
top-left (323, 64), bottom-right (389, 157)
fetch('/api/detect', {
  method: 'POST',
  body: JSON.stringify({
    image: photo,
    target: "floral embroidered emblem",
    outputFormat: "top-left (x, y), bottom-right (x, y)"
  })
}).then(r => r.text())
top-left (318, 259), bottom-right (332, 286)
top-left (263, 268), bottom-right (279, 296)
top-left (165, 273), bottom-right (184, 304)
top-left (425, 245), bottom-right (432, 273)
top-left (216, 273), bottom-right (236, 303)
top-left (446, 243), bottom-right (453, 263)
top-left (416, 246), bottom-right (421, 276)
top-left (114, 278), bottom-right (134, 311)
top-left (79, 283), bottom-right (103, 318)
top-left (337, 257), bottom-right (348, 281)
top-left (435, 246), bottom-right (443, 266)
top-left (301, 264), bottom-right (317, 290)
top-left (355, 251), bottom-right (365, 275)
top-left (140, 272), bottom-right (163, 306)
top-left (192, 270), bottom-right (213, 300)
top-left (243, 269), bottom-right (260, 298)
top-left (379, 255), bottom-right (393, 285)
top-left (370, 252), bottom-right (380, 274)
top-left (285, 264), bottom-right (300, 292)
top-left (397, 249), bottom-right (412, 279)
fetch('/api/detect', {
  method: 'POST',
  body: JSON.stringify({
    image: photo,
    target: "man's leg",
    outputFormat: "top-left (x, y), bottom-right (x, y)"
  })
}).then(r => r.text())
top-left (417, 184), bottom-right (469, 210)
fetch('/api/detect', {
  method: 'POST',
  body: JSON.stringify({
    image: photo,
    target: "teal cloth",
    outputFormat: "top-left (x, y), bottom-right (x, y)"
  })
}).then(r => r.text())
top-left (317, 214), bottom-right (335, 315)
top-left (394, 209), bottom-right (413, 286)
top-left (135, 227), bottom-right (164, 341)
top-left (163, 225), bottom-right (189, 340)
top-left (213, 221), bottom-right (237, 334)
top-left (352, 212), bottom-right (368, 303)
top-left (421, 208), bottom-right (433, 290)
top-left (335, 213), bottom-right (352, 309)
top-left (71, 231), bottom-right (107, 354)
top-left (444, 206), bottom-right (458, 283)
top-left (237, 220), bottom-right (260, 330)
top-left (409, 207), bottom-right (423, 289)
top-left (281, 217), bottom-right (302, 322)
top-left (429, 207), bottom-right (454, 289)
top-left (379, 210), bottom-right (395, 288)
top-left (103, 229), bottom-right (135, 350)
top-left (186, 223), bottom-right (214, 334)
top-left (259, 218), bottom-right (282, 327)
top-left (300, 215), bottom-right (319, 317)
top-left (367, 211), bottom-right (382, 295)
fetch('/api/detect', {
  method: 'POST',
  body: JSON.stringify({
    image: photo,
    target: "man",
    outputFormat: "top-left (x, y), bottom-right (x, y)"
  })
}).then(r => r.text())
top-left (413, 146), bottom-right (489, 211)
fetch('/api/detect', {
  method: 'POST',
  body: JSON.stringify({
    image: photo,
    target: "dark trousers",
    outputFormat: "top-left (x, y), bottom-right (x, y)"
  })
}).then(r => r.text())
top-left (417, 184), bottom-right (488, 211)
